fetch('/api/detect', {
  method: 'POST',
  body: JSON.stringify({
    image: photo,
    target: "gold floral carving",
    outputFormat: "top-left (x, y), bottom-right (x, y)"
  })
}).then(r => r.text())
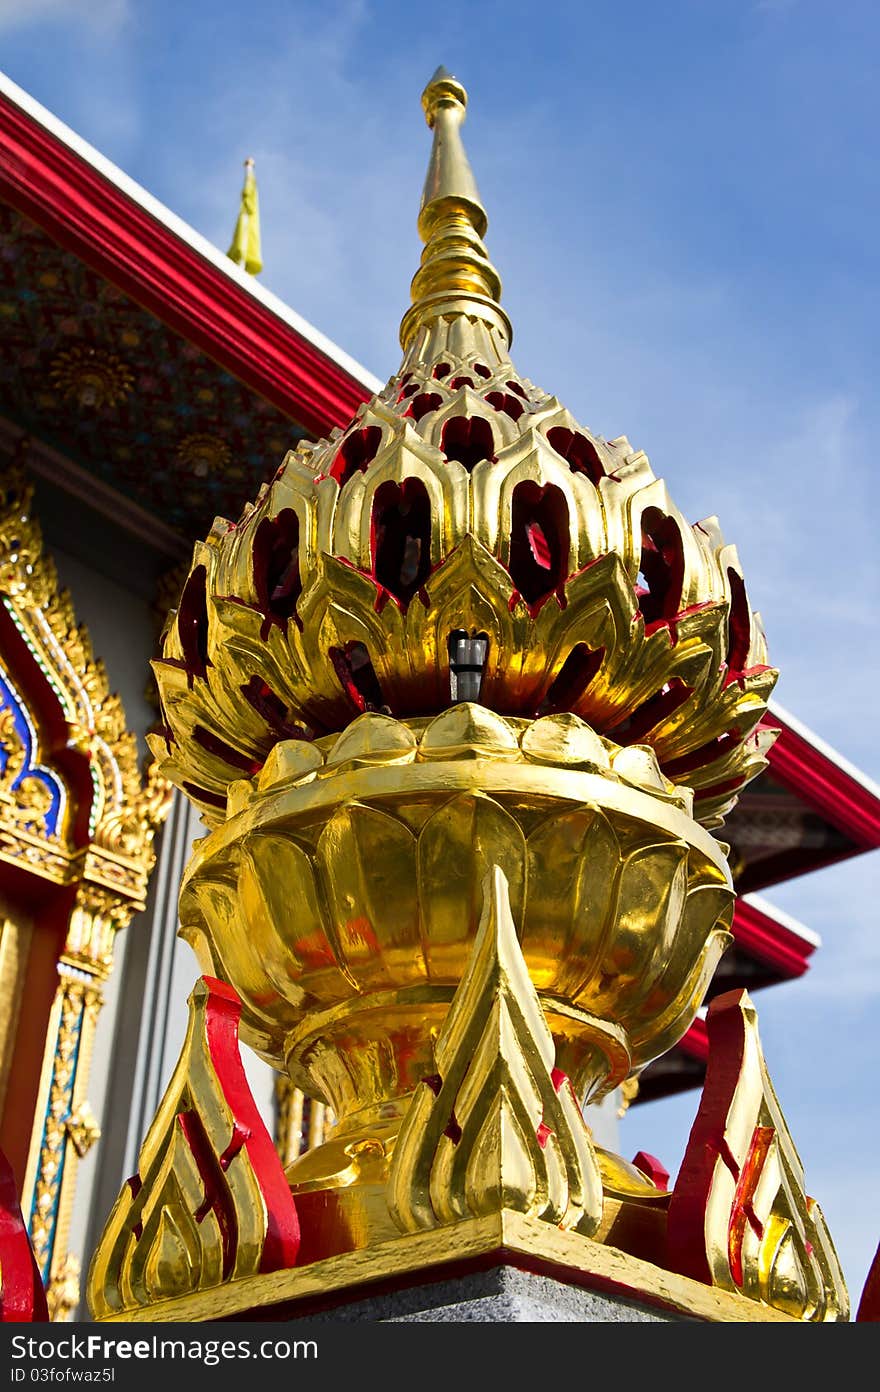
top-left (27, 969), bottom-right (102, 1283)
top-left (0, 708), bottom-right (59, 841)
top-left (91, 70), bottom-right (848, 1324)
top-left (0, 458), bottom-right (173, 1303)
top-left (388, 865), bottom-right (603, 1236)
top-left (0, 707), bottom-right (25, 786)
top-left (87, 977), bottom-right (299, 1320)
top-left (49, 345), bottom-right (134, 410)
top-left (153, 457), bottom-right (775, 832)
top-left (667, 989), bottom-right (848, 1321)
top-left (65, 1101), bottom-right (101, 1159)
top-left (46, 1253), bottom-right (82, 1323)
top-left (0, 462), bottom-right (172, 905)
top-left (0, 915), bottom-right (32, 1116)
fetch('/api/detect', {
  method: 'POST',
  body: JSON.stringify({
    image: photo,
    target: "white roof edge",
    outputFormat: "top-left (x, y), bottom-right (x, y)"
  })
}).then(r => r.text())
top-left (740, 891), bottom-right (821, 949)
top-left (0, 69), bottom-right (384, 397)
top-left (767, 697), bottom-right (880, 803)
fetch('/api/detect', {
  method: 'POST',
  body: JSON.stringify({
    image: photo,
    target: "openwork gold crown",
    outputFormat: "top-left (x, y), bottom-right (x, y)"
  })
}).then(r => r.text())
top-left (151, 68), bottom-right (776, 828)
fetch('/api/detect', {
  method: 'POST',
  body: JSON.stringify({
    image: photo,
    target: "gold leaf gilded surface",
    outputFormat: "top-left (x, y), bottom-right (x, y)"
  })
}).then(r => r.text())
top-left (388, 866), bottom-right (604, 1237)
top-left (179, 709), bottom-right (733, 1092)
top-left (667, 989), bottom-right (848, 1322)
top-left (0, 462), bottom-right (172, 908)
top-left (26, 970), bottom-right (103, 1281)
top-left (0, 456), bottom-right (174, 1302)
top-left (96, 1210), bottom-right (802, 1324)
top-left (65, 1101), bottom-right (101, 1158)
top-left (48, 345), bottom-right (134, 411)
top-left (87, 977), bottom-right (299, 1319)
top-left (100, 69), bottom-right (843, 1323)
top-left (150, 72), bottom-right (777, 831)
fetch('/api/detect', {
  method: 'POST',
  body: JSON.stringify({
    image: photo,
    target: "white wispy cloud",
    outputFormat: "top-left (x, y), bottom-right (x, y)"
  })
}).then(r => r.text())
top-left (153, 0), bottom-right (414, 376)
top-left (0, 0), bottom-right (130, 36)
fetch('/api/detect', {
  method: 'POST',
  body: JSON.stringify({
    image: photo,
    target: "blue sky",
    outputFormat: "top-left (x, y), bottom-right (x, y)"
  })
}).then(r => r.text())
top-left (2, 0), bottom-right (879, 1306)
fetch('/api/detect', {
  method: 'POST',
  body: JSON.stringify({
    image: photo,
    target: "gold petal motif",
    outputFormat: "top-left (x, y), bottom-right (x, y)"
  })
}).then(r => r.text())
top-left (417, 792), bottom-right (526, 980)
top-left (387, 866), bottom-right (603, 1237)
top-left (179, 709), bottom-right (733, 1087)
top-left (316, 803), bottom-right (420, 990)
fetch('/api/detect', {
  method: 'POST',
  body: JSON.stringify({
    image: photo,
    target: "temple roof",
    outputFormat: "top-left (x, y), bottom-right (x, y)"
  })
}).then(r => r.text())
top-left (0, 70), bottom-right (380, 561)
top-left (0, 72), bottom-right (380, 399)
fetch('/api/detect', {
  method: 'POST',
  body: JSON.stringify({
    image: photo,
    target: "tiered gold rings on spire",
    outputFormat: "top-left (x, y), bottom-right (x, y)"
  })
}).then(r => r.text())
top-left (400, 68), bottom-right (511, 350)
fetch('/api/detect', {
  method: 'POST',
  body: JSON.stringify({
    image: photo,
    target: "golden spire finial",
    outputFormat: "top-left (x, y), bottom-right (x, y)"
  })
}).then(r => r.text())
top-left (400, 68), bottom-right (512, 352)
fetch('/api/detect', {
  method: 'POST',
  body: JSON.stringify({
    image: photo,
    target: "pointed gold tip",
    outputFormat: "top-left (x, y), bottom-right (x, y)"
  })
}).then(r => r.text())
top-left (417, 67), bottom-right (484, 238)
top-left (400, 70), bottom-right (511, 352)
top-left (421, 68), bottom-right (467, 127)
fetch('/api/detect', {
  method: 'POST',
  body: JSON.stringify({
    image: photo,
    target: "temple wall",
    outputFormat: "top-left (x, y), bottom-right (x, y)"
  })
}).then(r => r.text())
top-left (15, 536), bottom-right (277, 1311)
top-left (43, 548), bottom-right (158, 1306)
top-left (49, 548), bottom-right (156, 759)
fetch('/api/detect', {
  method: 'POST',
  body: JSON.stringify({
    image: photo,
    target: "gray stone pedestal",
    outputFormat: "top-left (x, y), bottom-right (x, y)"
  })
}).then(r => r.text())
top-left (304, 1264), bottom-right (689, 1322)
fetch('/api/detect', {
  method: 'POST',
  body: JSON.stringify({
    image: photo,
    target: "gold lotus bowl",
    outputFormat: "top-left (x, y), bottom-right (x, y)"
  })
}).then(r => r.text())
top-left (179, 705), bottom-right (733, 1143)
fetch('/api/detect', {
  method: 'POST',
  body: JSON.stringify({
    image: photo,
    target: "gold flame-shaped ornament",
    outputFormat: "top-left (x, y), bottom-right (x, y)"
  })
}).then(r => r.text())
top-left (667, 989), bottom-right (848, 1321)
top-left (87, 977), bottom-right (299, 1319)
top-left (388, 865), bottom-right (603, 1236)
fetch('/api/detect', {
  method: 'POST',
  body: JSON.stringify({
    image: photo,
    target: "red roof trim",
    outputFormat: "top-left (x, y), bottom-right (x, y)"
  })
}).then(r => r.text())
top-left (0, 91), bottom-right (372, 439)
top-left (766, 714), bottom-right (880, 851)
top-left (731, 897), bottom-right (815, 979)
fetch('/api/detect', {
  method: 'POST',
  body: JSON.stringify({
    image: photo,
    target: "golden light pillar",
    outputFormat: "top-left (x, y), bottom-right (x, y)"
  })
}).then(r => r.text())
top-left (88, 71), bottom-right (848, 1323)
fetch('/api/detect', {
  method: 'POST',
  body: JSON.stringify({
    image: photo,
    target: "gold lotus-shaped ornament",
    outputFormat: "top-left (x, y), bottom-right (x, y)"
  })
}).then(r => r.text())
top-left (156, 68), bottom-right (773, 1262)
top-left (181, 706), bottom-right (733, 1083)
top-left (149, 71), bottom-right (777, 833)
top-left (179, 704), bottom-right (734, 1256)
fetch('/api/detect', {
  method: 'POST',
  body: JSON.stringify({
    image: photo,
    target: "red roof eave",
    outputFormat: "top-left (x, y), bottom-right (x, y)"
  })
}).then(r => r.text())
top-left (731, 896), bottom-right (816, 979)
top-left (0, 86), bottom-right (374, 439)
top-left (765, 707), bottom-right (880, 853)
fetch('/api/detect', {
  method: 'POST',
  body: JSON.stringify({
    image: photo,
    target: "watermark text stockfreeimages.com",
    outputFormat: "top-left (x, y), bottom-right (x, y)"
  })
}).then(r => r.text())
top-left (11, 1334), bottom-right (316, 1372)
